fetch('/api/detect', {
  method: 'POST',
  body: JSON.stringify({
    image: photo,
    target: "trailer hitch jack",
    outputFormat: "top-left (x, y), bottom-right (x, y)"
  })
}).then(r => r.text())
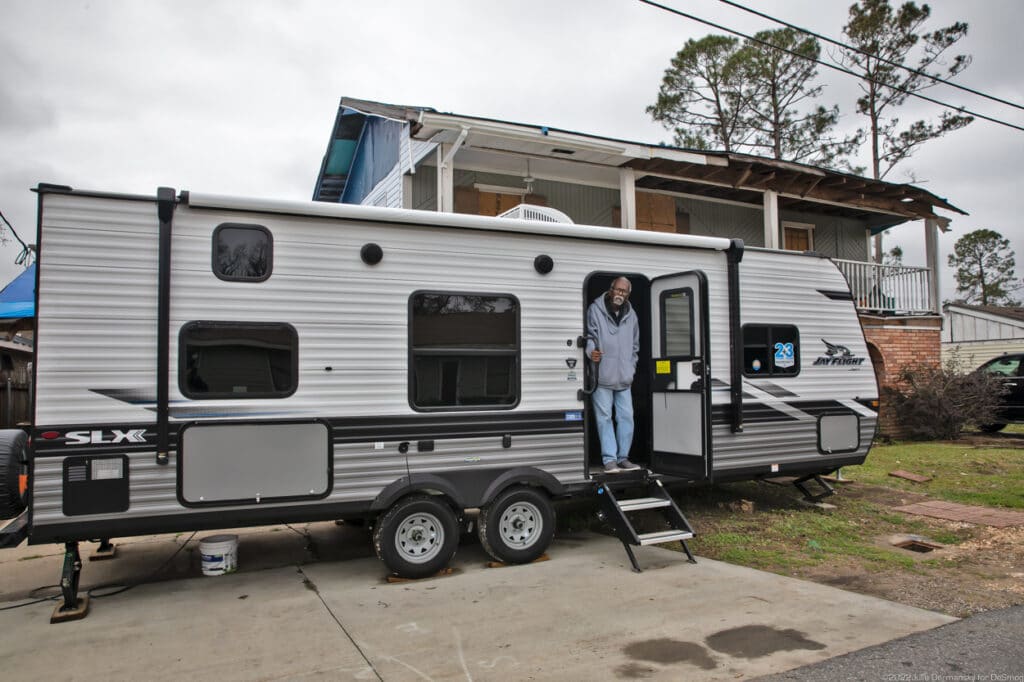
top-left (51, 542), bottom-right (89, 623)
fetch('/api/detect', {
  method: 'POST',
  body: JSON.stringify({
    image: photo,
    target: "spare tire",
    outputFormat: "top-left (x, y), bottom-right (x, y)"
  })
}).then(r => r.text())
top-left (0, 429), bottom-right (28, 519)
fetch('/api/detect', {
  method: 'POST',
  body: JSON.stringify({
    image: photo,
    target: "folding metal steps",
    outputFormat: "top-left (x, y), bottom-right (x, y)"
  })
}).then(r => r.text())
top-left (594, 473), bottom-right (696, 572)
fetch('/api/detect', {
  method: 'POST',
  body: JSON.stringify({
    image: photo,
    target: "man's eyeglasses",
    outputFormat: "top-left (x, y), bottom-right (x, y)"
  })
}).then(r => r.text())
top-left (610, 287), bottom-right (630, 296)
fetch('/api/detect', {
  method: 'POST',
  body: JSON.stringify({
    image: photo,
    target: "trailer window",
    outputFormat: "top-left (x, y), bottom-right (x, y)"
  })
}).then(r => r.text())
top-left (410, 292), bottom-right (520, 409)
top-left (179, 322), bottom-right (297, 399)
top-left (743, 324), bottom-right (799, 377)
top-left (213, 224), bottom-right (273, 282)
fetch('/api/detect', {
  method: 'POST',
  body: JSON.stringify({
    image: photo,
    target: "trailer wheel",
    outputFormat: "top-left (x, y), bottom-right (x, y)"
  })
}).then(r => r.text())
top-left (373, 495), bottom-right (459, 579)
top-left (478, 487), bottom-right (554, 565)
top-left (0, 429), bottom-right (28, 520)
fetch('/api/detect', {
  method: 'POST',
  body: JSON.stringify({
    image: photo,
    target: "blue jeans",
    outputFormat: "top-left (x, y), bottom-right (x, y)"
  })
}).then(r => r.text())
top-left (592, 386), bottom-right (634, 465)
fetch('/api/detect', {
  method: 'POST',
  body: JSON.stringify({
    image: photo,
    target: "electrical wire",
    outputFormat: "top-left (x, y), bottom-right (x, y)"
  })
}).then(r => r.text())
top-left (714, 0), bottom-right (1024, 113)
top-left (86, 531), bottom-right (198, 598)
top-left (637, 0), bottom-right (1024, 133)
top-left (0, 533), bottom-right (199, 610)
top-left (0, 586), bottom-right (61, 611)
top-left (0, 209), bottom-right (33, 266)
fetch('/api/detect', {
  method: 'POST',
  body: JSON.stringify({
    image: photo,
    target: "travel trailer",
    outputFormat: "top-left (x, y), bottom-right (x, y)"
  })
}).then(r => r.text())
top-left (0, 185), bottom-right (877, 615)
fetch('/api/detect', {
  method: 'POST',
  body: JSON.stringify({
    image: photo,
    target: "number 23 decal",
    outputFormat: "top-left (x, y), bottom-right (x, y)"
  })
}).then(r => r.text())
top-left (774, 342), bottom-right (795, 368)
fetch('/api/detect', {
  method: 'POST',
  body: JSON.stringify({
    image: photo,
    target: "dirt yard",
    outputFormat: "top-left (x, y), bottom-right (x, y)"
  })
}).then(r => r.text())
top-left (796, 482), bottom-right (1024, 617)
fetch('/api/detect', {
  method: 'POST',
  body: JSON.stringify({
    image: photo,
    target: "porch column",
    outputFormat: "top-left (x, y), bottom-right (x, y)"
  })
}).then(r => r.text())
top-left (925, 218), bottom-right (940, 313)
top-left (436, 143), bottom-right (454, 213)
top-left (401, 174), bottom-right (413, 210)
top-left (763, 190), bottom-right (780, 249)
top-left (619, 167), bottom-right (637, 230)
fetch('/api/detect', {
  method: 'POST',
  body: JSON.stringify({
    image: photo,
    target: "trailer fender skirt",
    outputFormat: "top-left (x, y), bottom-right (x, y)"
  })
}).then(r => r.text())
top-left (479, 468), bottom-right (565, 507)
top-left (370, 475), bottom-right (467, 512)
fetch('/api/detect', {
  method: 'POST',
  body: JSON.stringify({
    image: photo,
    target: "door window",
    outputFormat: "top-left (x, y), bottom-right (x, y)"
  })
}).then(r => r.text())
top-left (661, 288), bottom-right (694, 358)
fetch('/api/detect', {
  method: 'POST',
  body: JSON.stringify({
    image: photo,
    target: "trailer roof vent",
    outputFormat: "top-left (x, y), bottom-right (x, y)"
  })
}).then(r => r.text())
top-left (497, 204), bottom-right (573, 224)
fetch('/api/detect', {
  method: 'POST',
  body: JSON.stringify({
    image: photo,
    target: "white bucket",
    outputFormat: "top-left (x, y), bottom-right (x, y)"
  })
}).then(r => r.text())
top-left (199, 534), bottom-right (239, 576)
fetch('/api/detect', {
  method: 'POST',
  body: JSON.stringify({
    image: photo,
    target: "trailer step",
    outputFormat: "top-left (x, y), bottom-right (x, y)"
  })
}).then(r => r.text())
top-left (594, 475), bottom-right (697, 572)
top-left (618, 497), bottom-right (672, 512)
top-left (637, 530), bottom-right (694, 545)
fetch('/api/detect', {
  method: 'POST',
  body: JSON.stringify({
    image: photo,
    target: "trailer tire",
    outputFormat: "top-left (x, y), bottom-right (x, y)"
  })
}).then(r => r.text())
top-left (0, 429), bottom-right (28, 520)
top-left (373, 495), bottom-right (459, 580)
top-left (478, 487), bottom-right (554, 565)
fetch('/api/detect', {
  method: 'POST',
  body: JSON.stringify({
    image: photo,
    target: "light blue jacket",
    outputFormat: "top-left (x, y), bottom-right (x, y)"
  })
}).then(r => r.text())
top-left (585, 294), bottom-right (639, 390)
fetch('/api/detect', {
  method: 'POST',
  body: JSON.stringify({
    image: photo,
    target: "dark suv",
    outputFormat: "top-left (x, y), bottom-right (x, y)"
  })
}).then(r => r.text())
top-left (977, 353), bottom-right (1024, 432)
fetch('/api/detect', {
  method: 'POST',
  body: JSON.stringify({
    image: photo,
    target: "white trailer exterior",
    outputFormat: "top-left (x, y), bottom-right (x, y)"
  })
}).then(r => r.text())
top-left (3, 185), bottom-right (878, 579)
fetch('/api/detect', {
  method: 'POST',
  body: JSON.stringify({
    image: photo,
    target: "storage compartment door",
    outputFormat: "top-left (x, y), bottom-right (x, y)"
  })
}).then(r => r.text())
top-left (180, 421), bottom-right (331, 505)
top-left (818, 414), bottom-right (860, 455)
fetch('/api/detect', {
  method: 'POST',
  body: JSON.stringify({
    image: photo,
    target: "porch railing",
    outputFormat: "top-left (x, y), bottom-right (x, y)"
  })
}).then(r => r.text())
top-left (832, 259), bottom-right (935, 315)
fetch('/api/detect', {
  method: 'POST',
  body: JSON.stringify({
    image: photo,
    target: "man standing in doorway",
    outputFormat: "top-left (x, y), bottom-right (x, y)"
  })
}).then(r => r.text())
top-left (587, 276), bottom-right (642, 474)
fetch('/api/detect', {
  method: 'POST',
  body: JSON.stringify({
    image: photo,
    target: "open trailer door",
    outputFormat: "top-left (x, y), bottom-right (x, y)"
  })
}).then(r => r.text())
top-left (648, 271), bottom-right (711, 481)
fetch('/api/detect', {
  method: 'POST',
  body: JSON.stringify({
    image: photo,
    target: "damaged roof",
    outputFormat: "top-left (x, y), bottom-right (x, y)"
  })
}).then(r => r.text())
top-left (335, 97), bottom-right (966, 229)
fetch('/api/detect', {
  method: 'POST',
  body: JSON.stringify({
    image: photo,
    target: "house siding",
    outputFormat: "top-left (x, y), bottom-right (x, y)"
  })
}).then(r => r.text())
top-left (942, 340), bottom-right (1024, 369)
top-left (411, 164), bottom-right (437, 211)
top-left (677, 197), bottom-right (763, 244)
top-left (943, 309), bottom-right (1024, 343)
top-left (781, 210), bottom-right (868, 261)
top-left (940, 307), bottom-right (1024, 369)
top-left (363, 125), bottom-right (435, 209)
top-left (364, 162), bottom-right (403, 208)
top-left (453, 170), bottom-right (619, 226)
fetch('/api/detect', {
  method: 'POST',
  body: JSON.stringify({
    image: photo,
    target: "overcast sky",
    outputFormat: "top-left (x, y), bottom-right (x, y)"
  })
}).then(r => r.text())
top-left (2, 0), bottom-right (1022, 301)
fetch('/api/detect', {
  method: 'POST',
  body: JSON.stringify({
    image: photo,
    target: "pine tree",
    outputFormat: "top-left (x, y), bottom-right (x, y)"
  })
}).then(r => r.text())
top-left (948, 229), bottom-right (1020, 306)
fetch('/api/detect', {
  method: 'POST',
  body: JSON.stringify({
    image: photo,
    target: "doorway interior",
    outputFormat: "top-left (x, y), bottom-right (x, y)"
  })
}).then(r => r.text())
top-left (583, 272), bottom-right (652, 474)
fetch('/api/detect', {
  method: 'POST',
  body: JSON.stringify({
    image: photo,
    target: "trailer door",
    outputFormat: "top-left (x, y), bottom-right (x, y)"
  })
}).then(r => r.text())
top-left (648, 271), bottom-right (710, 480)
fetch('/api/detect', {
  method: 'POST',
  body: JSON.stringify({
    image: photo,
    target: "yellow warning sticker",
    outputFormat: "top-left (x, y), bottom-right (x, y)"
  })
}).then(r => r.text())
top-left (656, 360), bottom-right (672, 374)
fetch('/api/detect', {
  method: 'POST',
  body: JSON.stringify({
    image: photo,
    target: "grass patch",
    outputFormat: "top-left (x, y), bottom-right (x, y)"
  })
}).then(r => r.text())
top-left (849, 442), bottom-right (1024, 508)
top-left (660, 481), bottom-right (954, 575)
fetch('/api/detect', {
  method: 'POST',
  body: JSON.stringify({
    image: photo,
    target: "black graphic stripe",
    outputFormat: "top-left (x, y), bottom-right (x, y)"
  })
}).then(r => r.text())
top-left (711, 403), bottom-right (796, 424)
top-left (32, 411), bottom-right (583, 457)
top-left (711, 399), bottom-right (863, 425)
top-left (748, 381), bottom-right (797, 398)
top-left (328, 411), bottom-right (583, 444)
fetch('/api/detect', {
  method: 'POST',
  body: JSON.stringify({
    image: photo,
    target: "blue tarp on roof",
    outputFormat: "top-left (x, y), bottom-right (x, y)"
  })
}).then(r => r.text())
top-left (0, 264), bottom-right (35, 319)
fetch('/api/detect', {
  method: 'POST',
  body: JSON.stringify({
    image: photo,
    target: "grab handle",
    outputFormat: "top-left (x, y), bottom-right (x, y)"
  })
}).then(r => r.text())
top-left (577, 334), bottom-right (599, 397)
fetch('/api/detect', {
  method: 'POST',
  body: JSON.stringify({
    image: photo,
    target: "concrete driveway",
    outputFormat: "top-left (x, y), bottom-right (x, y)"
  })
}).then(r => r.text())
top-left (0, 525), bottom-right (955, 680)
